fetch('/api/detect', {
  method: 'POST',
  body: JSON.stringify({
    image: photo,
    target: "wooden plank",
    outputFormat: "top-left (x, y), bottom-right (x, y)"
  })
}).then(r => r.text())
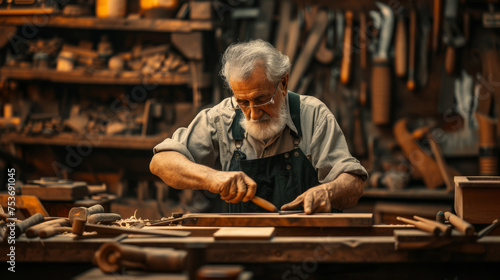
top-left (21, 181), bottom-right (88, 201)
top-left (0, 16), bottom-right (214, 32)
top-left (4, 233), bottom-right (500, 263)
top-left (0, 67), bottom-right (211, 87)
top-left (180, 213), bottom-right (373, 227)
top-left (213, 227), bottom-right (275, 240)
top-left (0, 133), bottom-right (166, 150)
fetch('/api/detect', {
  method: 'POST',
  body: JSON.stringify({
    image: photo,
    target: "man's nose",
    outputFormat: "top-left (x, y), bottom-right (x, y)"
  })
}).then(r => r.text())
top-left (249, 107), bottom-right (263, 121)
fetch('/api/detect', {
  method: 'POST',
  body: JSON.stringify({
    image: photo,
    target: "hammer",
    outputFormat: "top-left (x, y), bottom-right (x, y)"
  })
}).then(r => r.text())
top-left (68, 204), bottom-right (104, 224)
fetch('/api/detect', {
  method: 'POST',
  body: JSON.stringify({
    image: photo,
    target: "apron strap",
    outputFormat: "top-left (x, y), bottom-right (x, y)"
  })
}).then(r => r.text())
top-left (231, 91), bottom-right (302, 140)
top-left (288, 92), bottom-right (302, 138)
top-left (232, 108), bottom-right (245, 141)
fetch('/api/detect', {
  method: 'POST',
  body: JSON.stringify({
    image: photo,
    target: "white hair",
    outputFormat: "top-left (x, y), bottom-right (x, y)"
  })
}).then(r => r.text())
top-left (220, 39), bottom-right (291, 89)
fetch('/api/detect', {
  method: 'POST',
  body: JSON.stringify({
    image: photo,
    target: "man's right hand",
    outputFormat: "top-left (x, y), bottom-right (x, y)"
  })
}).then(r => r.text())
top-left (205, 171), bottom-right (257, 203)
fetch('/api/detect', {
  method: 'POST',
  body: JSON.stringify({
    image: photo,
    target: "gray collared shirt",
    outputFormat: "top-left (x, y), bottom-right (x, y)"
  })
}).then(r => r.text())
top-left (153, 92), bottom-right (368, 183)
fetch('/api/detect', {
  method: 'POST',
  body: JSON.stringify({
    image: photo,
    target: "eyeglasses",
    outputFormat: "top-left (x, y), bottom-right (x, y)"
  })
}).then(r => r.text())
top-left (236, 80), bottom-right (280, 109)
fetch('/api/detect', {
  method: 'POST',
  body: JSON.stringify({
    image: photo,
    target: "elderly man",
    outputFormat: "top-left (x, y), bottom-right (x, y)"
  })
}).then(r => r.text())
top-left (150, 39), bottom-right (367, 214)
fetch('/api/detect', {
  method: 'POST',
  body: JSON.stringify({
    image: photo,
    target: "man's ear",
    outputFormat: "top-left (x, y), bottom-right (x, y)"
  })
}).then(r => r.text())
top-left (282, 74), bottom-right (289, 95)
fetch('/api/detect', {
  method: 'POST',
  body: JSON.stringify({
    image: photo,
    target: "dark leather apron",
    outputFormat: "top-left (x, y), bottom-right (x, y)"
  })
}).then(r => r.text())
top-left (228, 92), bottom-right (338, 213)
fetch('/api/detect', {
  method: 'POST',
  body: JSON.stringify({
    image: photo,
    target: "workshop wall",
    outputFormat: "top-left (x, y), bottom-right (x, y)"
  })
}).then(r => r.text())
top-left (0, 0), bottom-right (499, 220)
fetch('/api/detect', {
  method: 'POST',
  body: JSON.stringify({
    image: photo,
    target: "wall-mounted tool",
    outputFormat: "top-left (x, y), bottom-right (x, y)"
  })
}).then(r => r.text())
top-left (315, 10), bottom-right (335, 64)
top-left (340, 10), bottom-right (353, 85)
top-left (359, 10), bottom-right (368, 106)
top-left (417, 5), bottom-right (431, 90)
top-left (394, 10), bottom-right (407, 78)
top-left (289, 9), bottom-right (329, 92)
top-left (475, 111), bottom-right (498, 176)
top-left (432, 0), bottom-right (442, 55)
top-left (443, 0), bottom-right (465, 75)
top-left (370, 2), bottom-right (394, 125)
top-left (407, 6), bottom-right (417, 91)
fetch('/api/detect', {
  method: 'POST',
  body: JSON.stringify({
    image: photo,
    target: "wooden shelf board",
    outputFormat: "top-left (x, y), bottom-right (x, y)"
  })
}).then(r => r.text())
top-left (363, 188), bottom-right (454, 200)
top-left (0, 16), bottom-right (214, 32)
top-left (1, 133), bottom-right (166, 150)
top-left (0, 67), bottom-right (211, 87)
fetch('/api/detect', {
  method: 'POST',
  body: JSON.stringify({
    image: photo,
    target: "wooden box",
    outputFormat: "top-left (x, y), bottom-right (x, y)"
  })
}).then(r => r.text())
top-left (455, 176), bottom-right (500, 224)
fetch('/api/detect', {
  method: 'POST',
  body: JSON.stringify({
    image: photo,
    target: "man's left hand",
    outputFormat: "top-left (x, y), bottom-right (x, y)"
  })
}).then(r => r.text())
top-left (280, 185), bottom-right (332, 214)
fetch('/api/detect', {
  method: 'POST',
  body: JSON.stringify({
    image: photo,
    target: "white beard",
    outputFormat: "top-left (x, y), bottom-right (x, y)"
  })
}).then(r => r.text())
top-left (240, 97), bottom-right (288, 141)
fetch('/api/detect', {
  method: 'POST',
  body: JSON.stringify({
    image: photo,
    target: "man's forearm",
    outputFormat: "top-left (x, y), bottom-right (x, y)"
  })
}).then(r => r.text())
top-left (150, 151), bottom-right (215, 190)
top-left (324, 173), bottom-right (364, 210)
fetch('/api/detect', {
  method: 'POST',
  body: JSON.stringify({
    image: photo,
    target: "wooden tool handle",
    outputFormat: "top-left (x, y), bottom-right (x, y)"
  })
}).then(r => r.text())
top-left (15, 212), bottom-right (45, 237)
top-left (87, 204), bottom-right (105, 216)
top-left (251, 196), bottom-right (278, 213)
top-left (397, 216), bottom-right (440, 235)
top-left (444, 211), bottom-right (475, 236)
top-left (25, 218), bottom-right (70, 238)
top-left (395, 15), bottom-right (407, 78)
top-left (432, 0), bottom-right (442, 53)
top-left (87, 213), bottom-right (122, 224)
top-left (340, 10), bottom-right (353, 85)
top-left (39, 226), bottom-right (72, 239)
top-left (371, 59), bottom-right (391, 125)
top-left (414, 215), bottom-right (452, 236)
top-left (359, 11), bottom-right (368, 106)
top-left (94, 243), bottom-right (187, 273)
top-left (445, 46), bottom-right (456, 75)
top-left (407, 7), bottom-right (416, 90)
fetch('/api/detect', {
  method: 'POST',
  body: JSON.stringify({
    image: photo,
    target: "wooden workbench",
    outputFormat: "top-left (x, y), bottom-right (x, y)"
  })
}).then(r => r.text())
top-left (1, 213), bottom-right (500, 279)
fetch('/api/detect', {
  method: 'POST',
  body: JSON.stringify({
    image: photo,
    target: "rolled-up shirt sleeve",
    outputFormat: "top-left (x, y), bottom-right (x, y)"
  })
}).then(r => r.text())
top-left (153, 108), bottom-right (219, 168)
top-left (307, 101), bottom-right (368, 183)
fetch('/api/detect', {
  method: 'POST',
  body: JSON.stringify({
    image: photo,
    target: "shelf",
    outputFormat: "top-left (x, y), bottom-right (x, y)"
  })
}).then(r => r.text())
top-left (0, 15), bottom-right (215, 32)
top-left (363, 188), bottom-right (454, 201)
top-left (0, 67), bottom-right (212, 87)
top-left (1, 133), bottom-right (167, 150)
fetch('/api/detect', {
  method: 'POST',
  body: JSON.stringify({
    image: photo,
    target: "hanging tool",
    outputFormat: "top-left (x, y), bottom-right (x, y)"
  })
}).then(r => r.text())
top-left (417, 4), bottom-right (431, 89)
top-left (475, 111), bottom-right (498, 176)
top-left (275, 0), bottom-right (292, 53)
top-left (370, 2), bottom-right (394, 125)
top-left (432, 0), bottom-right (442, 55)
top-left (289, 9), bottom-right (328, 91)
top-left (443, 0), bottom-right (465, 75)
top-left (328, 10), bottom-right (345, 123)
top-left (315, 10), bottom-right (335, 64)
top-left (407, 5), bottom-right (417, 91)
top-left (340, 10), bottom-right (353, 85)
top-left (359, 10), bottom-right (368, 106)
top-left (394, 10), bottom-right (407, 78)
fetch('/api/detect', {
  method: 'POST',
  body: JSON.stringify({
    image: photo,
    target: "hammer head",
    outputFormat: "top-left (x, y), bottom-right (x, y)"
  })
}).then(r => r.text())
top-left (68, 204), bottom-right (104, 224)
top-left (71, 217), bottom-right (86, 236)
